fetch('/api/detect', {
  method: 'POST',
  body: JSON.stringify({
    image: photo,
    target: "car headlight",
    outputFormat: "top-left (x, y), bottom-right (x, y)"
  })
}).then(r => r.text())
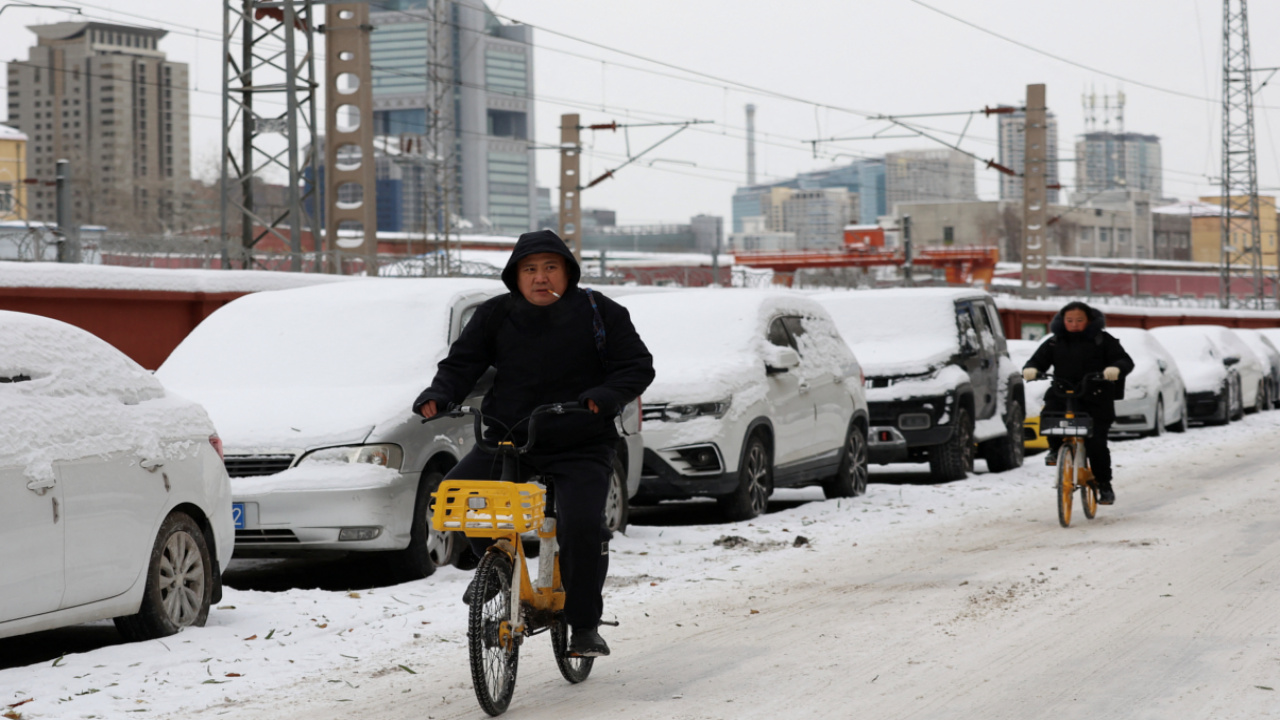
top-left (663, 398), bottom-right (731, 422)
top-left (297, 444), bottom-right (404, 470)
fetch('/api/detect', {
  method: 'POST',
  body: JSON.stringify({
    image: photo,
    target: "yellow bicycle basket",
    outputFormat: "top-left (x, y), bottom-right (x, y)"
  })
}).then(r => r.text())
top-left (431, 480), bottom-right (546, 537)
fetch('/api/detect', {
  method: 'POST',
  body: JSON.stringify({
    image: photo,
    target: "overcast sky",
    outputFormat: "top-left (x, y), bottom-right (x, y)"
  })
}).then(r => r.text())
top-left (4, 0), bottom-right (1279, 226)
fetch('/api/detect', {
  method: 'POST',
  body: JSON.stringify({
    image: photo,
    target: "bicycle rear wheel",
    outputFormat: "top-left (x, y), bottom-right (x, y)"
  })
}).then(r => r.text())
top-left (468, 550), bottom-right (519, 716)
top-left (551, 615), bottom-right (594, 683)
top-left (1080, 466), bottom-right (1097, 520)
top-left (1055, 444), bottom-right (1074, 528)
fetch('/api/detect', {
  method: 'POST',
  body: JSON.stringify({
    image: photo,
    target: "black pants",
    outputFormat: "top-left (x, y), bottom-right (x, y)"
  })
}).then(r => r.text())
top-left (1043, 396), bottom-right (1114, 484)
top-left (445, 444), bottom-right (614, 630)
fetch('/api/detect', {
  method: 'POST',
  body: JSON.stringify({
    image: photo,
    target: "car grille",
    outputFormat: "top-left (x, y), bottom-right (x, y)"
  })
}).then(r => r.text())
top-left (641, 404), bottom-right (667, 422)
top-left (223, 454), bottom-right (296, 478)
top-left (235, 529), bottom-right (300, 544)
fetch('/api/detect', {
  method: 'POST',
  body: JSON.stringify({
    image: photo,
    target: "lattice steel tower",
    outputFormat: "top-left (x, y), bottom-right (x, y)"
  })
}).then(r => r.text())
top-left (1219, 0), bottom-right (1265, 308)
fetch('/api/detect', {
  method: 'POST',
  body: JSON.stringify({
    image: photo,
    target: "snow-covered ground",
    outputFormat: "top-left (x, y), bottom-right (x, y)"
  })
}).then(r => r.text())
top-left (6, 413), bottom-right (1280, 719)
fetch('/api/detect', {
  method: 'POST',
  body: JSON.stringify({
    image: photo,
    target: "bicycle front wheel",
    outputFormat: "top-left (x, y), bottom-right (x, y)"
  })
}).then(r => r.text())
top-left (1056, 444), bottom-right (1075, 528)
top-left (468, 550), bottom-right (519, 716)
top-left (1080, 467), bottom-right (1097, 520)
top-left (551, 615), bottom-right (594, 683)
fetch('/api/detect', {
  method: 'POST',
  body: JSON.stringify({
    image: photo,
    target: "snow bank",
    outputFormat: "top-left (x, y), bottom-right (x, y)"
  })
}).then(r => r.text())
top-left (0, 311), bottom-right (214, 482)
top-left (0, 260), bottom-right (353, 293)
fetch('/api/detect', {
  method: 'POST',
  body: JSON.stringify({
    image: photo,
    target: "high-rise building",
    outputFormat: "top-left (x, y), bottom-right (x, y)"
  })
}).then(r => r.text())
top-left (369, 1), bottom-right (536, 235)
top-left (1075, 132), bottom-right (1163, 199)
top-left (997, 110), bottom-right (1059, 204)
top-left (884, 148), bottom-right (977, 211)
top-left (5, 22), bottom-right (190, 232)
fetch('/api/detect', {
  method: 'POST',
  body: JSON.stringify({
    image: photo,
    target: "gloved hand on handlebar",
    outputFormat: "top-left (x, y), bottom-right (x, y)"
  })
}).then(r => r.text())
top-left (1022, 367), bottom-right (1038, 382)
top-left (1103, 366), bottom-right (1121, 381)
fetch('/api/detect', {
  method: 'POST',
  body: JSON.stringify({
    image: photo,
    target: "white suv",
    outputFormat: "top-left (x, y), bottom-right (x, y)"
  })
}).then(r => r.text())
top-left (617, 289), bottom-right (870, 521)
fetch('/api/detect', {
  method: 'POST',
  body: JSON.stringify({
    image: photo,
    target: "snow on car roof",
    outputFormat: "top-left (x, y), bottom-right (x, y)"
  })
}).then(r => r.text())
top-left (812, 288), bottom-right (976, 375)
top-left (617, 288), bottom-right (838, 403)
top-left (159, 278), bottom-right (504, 390)
top-left (0, 311), bottom-right (213, 482)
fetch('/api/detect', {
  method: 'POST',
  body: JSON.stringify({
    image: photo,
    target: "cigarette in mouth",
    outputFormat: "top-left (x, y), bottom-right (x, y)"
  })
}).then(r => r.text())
top-left (549, 290), bottom-right (561, 298)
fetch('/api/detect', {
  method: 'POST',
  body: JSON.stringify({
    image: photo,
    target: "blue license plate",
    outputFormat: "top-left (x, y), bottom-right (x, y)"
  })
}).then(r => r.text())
top-left (232, 503), bottom-right (245, 529)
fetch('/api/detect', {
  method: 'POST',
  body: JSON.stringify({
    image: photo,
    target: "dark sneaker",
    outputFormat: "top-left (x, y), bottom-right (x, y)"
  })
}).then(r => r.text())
top-left (568, 628), bottom-right (610, 657)
top-left (1097, 484), bottom-right (1115, 505)
top-left (1044, 453), bottom-right (1057, 467)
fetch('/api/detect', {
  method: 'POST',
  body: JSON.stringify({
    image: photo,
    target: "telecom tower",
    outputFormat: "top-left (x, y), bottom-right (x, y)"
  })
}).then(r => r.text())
top-left (1082, 90), bottom-right (1126, 191)
top-left (1219, 0), bottom-right (1265, 308)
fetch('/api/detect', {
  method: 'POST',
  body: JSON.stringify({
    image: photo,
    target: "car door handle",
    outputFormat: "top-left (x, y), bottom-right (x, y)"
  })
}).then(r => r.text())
top-left (140, 458), bottom-right (164, 472)
top-left (799, 382), bottom-right (810, 394)
top-left (26, 477), bottom-right (56, 495)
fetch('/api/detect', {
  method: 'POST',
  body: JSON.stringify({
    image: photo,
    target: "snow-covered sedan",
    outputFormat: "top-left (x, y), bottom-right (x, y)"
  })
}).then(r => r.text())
top-left (1231, 328), bottom-right (1280, 411)
top-left (1105, 327), bottom-right (1189, 436)
top-left (1150, 325), bottom-right (1251, 425)
top-left (619, 289), bottom-right (870, 521)
top-left (156, 279), bottom-right (645, 582)
top-left (1, 311), bottom-right (232, 642)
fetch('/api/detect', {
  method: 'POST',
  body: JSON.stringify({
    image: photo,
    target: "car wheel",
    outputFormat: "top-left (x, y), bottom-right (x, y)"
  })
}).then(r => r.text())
top-left (1169, 393), bottom-right (1189, 433)
top-left (382, 468), bottom-right (446, 583)
top-left (929, 405), bottom-right (973, 482)
top-left (1230, 377), bottom-right (1245, 421)
top-left (603, 454), bottom-right (629, 534)
top-left (822, 423), bottom-right (868, 498)
top-left (1250, 382), bottom-right (1266, 414)
top-left (1146, 398), bottom-right (1165, 438)
top-left (980, 399), bottom-right (1025, 473)
top-left (719, 433), bottom-right (771, 522)
top-left (114, 512), bottom-right (212, 642)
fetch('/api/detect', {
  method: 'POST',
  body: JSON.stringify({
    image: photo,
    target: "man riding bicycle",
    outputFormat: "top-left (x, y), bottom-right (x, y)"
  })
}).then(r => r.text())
top-left (1022, 301), bottom-right (1133, 505)
top-left (413, 229), bottom-right (655, 658)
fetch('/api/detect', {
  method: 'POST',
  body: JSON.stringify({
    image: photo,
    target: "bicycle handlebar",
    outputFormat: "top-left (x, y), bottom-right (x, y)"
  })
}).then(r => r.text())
top-left (421, 401), bottom-right (591, 455)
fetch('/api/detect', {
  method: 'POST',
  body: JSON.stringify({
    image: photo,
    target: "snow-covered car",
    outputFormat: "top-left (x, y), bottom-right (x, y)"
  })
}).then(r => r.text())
top-left (1106, 327), bottom-right (1189, 436)
top-left (156, 279), bottom-right (646, 581)
top-left (618, 289), bottom-right (870, 521)
top-left (814, 288), bottom-right (1025, 482)
top-left (1149, 325), bottom-right (1250, 425)
top-left (1231, 328), bottom-right (1280, 411)
top-left (0, 311), bottom-right (232, 642)
top-left (1006, 339), bottom-right (1049, 452)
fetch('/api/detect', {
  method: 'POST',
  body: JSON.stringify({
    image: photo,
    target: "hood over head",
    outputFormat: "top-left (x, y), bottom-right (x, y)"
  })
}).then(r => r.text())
top-left (1050, 300), bottom-right (1106, 340)
top-left (500, 229), bottom-right (581, 294)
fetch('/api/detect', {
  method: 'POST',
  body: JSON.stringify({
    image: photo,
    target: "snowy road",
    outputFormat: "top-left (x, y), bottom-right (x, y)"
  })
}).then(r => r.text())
top-left (6, 415), bottom-right (1280, 719)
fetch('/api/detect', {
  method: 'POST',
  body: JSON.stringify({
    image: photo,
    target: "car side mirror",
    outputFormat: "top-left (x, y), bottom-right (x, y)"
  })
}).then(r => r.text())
top-left (1224, 356), bottom-right (1241, 367)
top-left (765, 346), bottom-right (801, 375)
top-left (1157, 359), bottom-right (1168, 372)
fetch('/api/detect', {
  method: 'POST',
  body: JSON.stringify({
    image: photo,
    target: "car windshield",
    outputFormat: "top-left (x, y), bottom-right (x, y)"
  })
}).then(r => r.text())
top-left (1151, 328), bottom-right (1217, 363)
top-left (815, 290), bottom-right (963, 374)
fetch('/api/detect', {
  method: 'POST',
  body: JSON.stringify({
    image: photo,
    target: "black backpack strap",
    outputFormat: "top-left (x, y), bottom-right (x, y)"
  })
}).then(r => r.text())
top-left (582, 287), bottom-right (609, 368)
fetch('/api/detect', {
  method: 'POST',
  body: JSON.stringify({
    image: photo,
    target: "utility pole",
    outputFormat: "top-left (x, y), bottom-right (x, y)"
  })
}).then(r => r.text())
top-left (558, 113), bottom-right (583, 262)
top-left (1021, 83), bottom-right (1049, 299)
top-left (1219, 0), bottom-right (1265, 308)
top-left (901, 214), bottom-right (913, 286)
top-left (323, 3), bottom-right (377, 275)
top-left (54, 158), bottom-right (79, 263)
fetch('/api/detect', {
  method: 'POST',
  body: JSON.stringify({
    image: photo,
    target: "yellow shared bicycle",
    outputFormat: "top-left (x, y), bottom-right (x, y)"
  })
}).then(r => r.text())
top-left (1038, 373), bottom-right (1108, 528)
top-left (428, 402), bottom-right (599, 716)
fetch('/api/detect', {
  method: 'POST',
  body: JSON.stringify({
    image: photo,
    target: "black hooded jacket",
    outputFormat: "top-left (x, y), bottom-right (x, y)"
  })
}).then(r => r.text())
top-left (1024, 302), bottom-right (1135, 420)
top-left (412, 230), bottom-right (655, 452)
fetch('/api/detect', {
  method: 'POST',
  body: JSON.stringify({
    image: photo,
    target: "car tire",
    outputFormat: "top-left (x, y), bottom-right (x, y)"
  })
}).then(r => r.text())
top-left (1249, 382), bottom-right (1266, 414)
top-left (719, 433), bottom-right (771, 522)
top-left (114, 511), bottom-right (212, 642)
top-left (603, 454), bottom-right (630, 534)
top-left (1145, 398), bottom-right (1165, 438)
top-left (822, 423), bottom-right (868, 498)
top-left (382, 468), bottom-right (445, 583)
top-left (929, 405), bottom-right (973, 482)
top-left (1169, 393), bottom-right (1189, 433)
top-left (980, 399), bottom-right (1025, 473)
top-left (1230, 377), bottom-right (1245, 421)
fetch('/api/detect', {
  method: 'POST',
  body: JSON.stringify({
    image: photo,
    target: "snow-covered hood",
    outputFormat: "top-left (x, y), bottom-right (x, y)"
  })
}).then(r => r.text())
top-left (855, 340), bottom-right (956, 378)
top-left (171, 384), bottom-right (417, 451)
